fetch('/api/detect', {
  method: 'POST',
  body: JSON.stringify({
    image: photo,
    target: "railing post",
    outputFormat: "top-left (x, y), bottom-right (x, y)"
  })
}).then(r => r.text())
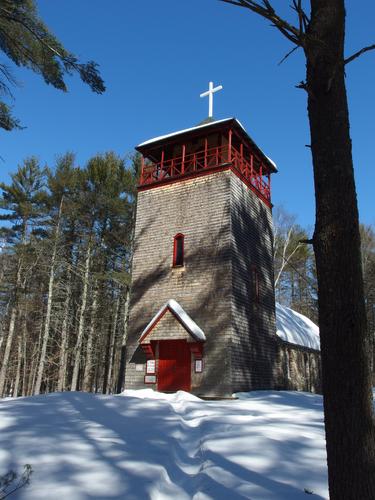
top-left (259, 163), bottom-right (263, 192)
top-left (182, 144), bottom-right (185, 174)
top-left (228, 129), bottom-right (232, 162)
top-left (204, 138), bottom-right (208, 169)
top-left (250, 154), bottom-right (254, 182)
top-left (193, 153), bottom-right (196, 171)
top-left (140, 155), bottom-right (145, 184)
top-left (160, 150), bottom-right (165, 180)
top-left (240, 143), bottom-right (243, 174)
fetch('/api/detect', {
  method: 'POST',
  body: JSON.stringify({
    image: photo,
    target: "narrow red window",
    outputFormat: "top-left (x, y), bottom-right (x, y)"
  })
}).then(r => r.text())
top-left (251, 265), bottom-right (260, 303)
top-left (173, 234), bottom-right (184, 267)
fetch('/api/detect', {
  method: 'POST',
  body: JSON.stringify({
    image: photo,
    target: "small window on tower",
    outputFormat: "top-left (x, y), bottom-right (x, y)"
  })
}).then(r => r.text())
top-left (173, 234), bottom-right (185, 267)
top-left (251, 265), bottom-right (260, 303)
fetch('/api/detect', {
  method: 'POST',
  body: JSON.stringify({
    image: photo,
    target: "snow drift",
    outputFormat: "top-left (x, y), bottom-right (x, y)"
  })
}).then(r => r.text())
top-left (0, 390), bottom-right (328, 499)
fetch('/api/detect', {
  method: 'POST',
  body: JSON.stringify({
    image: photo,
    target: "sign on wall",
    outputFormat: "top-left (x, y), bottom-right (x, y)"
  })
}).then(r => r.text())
top-left (195, 359), bottom-right (203, 373)
top-left (146, 359), bottom-right (156, 374)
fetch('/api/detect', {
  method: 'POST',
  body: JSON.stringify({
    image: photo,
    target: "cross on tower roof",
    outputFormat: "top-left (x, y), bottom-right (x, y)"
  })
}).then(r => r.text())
top-left (200, 81), bottom-right (223, 119)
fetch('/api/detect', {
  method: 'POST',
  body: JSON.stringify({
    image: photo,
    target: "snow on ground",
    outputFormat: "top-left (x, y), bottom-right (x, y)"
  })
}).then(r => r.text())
top-left (276, 303), bottom-right (320, 350)
top-left (0, 390), bottom-right (328, 499)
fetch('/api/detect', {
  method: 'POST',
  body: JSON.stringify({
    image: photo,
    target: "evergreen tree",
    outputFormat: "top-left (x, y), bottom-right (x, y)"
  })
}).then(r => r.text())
top-left (0, 151), bottom-right (138, 396)
top-left (0, 158), bottom-right (46, 395)
top-left (0, 0), bottom-right (105, 131)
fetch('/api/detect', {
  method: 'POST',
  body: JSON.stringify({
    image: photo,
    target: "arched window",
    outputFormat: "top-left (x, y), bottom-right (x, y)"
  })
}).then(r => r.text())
top-left (251, 265), bottom-right (260, 303)
top-left (173, 234), bottom-right (184, 267)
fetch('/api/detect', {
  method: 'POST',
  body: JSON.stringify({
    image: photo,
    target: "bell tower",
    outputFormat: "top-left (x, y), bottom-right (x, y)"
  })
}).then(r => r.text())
top-left (125, 117), bottom-right (279, 397)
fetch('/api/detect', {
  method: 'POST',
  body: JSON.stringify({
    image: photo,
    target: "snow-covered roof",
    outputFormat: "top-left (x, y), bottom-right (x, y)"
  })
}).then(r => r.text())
top-left (140, 299), bottom-right (206, 342)
top-left (275, 302), bottom-right (320, 351)
top-left (137, 118), bottom-right (242, 147)
top-left (136, 117), bottom-right (278, 171)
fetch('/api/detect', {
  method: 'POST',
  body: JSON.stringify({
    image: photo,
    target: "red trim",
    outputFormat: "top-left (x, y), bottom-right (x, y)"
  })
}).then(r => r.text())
top-left (173, 233), bottom-right (184, 267)
top-left (182, 144), bottom-right (186, 174)
top-left (140, 304), bottom-right (206, 344)
top-left (228, 129), bottom-right (232, 162)
top-left (139, 308), bottom-right (168, 343)
top-left (136, 119), bottom-right (277, 173)
top-left (189, 342), bottom-right (203, 357)
top-left (140, 343), bottom-right (155, 359)
top-left (140, 155), bottom-right (145, 184)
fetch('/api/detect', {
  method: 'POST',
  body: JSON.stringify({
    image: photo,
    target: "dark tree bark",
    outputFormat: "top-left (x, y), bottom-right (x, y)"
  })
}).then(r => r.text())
top-left (220, 0), bottom-right (375, 498)
top-left (306, 2), bottom-right (375, 498)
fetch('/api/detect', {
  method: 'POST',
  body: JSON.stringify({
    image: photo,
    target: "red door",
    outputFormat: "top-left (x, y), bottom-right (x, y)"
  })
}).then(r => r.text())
top-left (158, 340), bottom-right (191, 392)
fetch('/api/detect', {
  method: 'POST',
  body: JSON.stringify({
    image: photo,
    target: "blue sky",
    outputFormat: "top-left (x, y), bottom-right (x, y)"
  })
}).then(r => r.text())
top-left (1, 0), bottom-right (374, 229)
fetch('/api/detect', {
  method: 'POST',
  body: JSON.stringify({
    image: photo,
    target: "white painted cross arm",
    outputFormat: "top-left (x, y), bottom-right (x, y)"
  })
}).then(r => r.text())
top-left (200, 81), bottom-right (223, 118)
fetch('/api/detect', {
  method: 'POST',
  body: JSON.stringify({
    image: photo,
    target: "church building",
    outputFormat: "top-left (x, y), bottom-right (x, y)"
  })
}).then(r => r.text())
top-left (124, 87), bottom-right (320, 397)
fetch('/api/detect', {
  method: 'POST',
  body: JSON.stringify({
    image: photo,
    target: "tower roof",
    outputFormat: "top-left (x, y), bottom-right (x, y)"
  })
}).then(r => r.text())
top-left (136, 117), bottom-right (277, 173)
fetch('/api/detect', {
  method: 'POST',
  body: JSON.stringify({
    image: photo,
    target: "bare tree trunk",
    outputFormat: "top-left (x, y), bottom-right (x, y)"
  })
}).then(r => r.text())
top-left (57, 269), bottom-right (72, 392)
top-left (105, 293), bottom-right (120, 394)
top-left (305, 1), bottom-right (375, 498)
top-left (82, 286), bottom-right (98, 392)
top-left (274, 234), bottom-right (301, 289)
top-left (0, 301), bottom-right (10, 354)
top-left (28, 321), bottom-right (43, 395)
top-left (22, 326), bottom-right (27, 397)
top-left (0, 264), bottom-right (20, 396)
top-left (71, 240), bottom-right (91, 391)
top-left (116, 287), bottom-right (130, 393)
top-left (13, 336), bottom-right (22, 397)
top-left (34, 198), bottom-right (63, 395)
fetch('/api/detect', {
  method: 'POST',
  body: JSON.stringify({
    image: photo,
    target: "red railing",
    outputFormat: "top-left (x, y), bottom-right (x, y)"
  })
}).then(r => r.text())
top-left (140, 144), bottom-right (271, 202)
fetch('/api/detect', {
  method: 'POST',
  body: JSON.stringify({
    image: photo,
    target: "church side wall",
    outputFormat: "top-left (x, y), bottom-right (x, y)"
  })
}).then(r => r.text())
top-left (277, 342), bottom-right (322, 393)
top-left (125, 171), bottom-right (233, 396)
top-left (229, 174), bottom-right (280, 392)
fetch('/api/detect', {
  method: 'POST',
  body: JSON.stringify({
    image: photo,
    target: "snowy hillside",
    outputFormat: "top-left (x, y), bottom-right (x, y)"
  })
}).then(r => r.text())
top-left (0, 390), bottom-right (328, 499)
top-left (276, 303), bottom-right (320, 350)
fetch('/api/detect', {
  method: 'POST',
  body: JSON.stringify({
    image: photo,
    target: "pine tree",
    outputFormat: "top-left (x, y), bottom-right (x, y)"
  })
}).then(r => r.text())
top-left (0, 0), bottom-right (105, 131)
top-left (0, 158), bottom-right (46, 395)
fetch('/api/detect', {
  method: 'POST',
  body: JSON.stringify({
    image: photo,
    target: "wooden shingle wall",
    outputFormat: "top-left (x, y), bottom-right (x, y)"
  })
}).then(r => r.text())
top-left (125, 171), bottom-right (233, 396)
top-left (229, 174), bottom-right (280, 392)
top-left (125, 168), bottom-right (321, 395)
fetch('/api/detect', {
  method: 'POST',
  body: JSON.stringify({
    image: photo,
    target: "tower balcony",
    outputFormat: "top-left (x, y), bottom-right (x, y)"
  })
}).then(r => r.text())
top-left (139, 143), bottom-right (272, 206)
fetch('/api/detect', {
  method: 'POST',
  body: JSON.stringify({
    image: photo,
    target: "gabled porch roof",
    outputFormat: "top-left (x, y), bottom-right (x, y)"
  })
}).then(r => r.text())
top-left (139, 299), bottom-right (206, 343)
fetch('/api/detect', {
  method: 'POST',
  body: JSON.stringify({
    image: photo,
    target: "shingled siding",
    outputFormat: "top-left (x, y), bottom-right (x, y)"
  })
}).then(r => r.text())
top-left (277, 341), bottom-right (322, 393)
top-left (125, 171), bottom-right (234, 396)
top-left (229, 174), bottom-right (280, 392)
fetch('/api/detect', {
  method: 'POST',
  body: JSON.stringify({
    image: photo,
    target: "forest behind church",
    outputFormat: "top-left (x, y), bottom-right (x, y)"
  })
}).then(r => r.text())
top-left (0, 153), bottom-right (374, 398)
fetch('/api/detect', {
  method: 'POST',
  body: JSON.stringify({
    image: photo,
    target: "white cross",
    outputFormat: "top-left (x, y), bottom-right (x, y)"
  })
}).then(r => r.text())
top-left (200, 81), bottom-right (223, 118)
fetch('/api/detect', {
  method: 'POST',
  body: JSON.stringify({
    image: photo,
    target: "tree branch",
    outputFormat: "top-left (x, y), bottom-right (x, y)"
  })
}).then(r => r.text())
top-left (344, 44), bottom-right (375, 65)
top-left (0, 6), bottom-right (105, 93)
top-left (219, 0), bottom-right (304, 46)
top-left (278, 45), bottom-right (300, 66)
